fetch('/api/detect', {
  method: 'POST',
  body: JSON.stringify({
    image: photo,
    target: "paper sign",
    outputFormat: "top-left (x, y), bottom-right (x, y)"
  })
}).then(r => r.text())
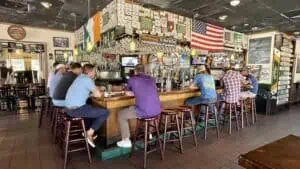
top-left (31, 60), bottom-right (40, 71)
top-left (11, 59), bottom-right (25, 71)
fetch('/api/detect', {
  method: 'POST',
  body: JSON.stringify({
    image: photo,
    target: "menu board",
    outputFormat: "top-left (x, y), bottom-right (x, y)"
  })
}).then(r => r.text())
top-left (248, 37), bottom-right (272, 65)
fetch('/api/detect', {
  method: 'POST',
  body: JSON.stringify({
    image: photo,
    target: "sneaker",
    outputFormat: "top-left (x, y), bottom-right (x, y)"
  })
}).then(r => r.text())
top-left (117, 139), bottom-right (132, 148)
top-left (82, 132), bottom-right (96, 148)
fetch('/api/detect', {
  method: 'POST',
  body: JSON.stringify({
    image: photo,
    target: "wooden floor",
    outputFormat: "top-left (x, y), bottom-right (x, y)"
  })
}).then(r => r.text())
top-left (0, 106), bottom-right (300, 169)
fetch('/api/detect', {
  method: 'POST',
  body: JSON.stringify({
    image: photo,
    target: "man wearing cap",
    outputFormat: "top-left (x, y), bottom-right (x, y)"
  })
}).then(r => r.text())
top-left (185, 65), bottom-right (217, 109)
top-left (49, 63), bottom-right (65, 99)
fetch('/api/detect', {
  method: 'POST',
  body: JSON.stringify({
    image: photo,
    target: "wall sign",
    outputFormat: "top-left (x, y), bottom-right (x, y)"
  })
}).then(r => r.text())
top-left (7, 25), bottom-right (26, 41)
top-left (247, 37), bottom-right (272, 65)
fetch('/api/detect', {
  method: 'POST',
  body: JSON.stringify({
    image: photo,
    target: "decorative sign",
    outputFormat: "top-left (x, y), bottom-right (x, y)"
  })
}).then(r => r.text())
top-left (11, 59), bottom-right (25, 71)
top-left (176, 24), bottom-right (186, 33)
top-left (140, 17), bottom-right (153, 31)
top-left (53, 37), bottom-right (69, 48)
top-left (141, 34), bottom-right (160, 43)
top-left (7, 25), bottom-right (26, 40)
top-left (248, 37), bottom-right (272, 65)
top-left (160, 37), bottom-right (177, 46)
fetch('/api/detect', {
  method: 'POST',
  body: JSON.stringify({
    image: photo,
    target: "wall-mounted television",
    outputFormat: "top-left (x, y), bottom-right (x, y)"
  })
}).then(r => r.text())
top-left (121, 56), bottom-right (138, 67)
top-left (191, 55), bottom-right (206, 65)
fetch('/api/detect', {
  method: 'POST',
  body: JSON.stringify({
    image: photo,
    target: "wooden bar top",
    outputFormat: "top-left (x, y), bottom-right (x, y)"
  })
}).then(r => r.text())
top-left (239, 135), bottom-right (300, 169)
top-left (93, 88), bottom-right (199, 102)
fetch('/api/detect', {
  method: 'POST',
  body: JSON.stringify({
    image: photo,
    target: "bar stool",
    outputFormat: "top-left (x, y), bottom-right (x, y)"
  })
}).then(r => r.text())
top-left (200, 102), bottom-right (220, 139)
top-left (52, 106), bottom-right (65, 143)
top-left (60, 112), bottom-right (92, 169)
top-left (176, 106), bottom-right (198, 147)
top-left (244, 97), bottom-right (257, 125)
top-left (160, 109), bottom-right (183, 153)
top-left (130, 116), bottom-right (164, 169)
top-left (38, 95), bottom-right (48, 128)
top-left (222, 102), bottom-right (240, 135)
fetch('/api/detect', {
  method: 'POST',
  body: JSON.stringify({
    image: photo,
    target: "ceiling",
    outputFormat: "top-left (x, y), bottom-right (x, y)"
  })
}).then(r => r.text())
top-left (0, 0), bottom-right (300, 34)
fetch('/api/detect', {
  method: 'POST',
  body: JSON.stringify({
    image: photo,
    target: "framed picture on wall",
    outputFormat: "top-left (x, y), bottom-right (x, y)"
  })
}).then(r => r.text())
top-left (54, 50), bottom-right (73, 63)
top-left (53, 37), bottom-right (69, 48)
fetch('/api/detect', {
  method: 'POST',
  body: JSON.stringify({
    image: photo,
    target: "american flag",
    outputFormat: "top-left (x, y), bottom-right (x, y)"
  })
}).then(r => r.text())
top-left (191, 20), bottom-right (224, 52)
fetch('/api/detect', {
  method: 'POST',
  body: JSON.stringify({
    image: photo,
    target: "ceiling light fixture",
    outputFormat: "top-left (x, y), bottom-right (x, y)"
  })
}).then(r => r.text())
top-left (244, 23), bottom-right (249, 27)
top-left (219, 15), bottom-right (228, 20)
top-left (230, 0), bottom-right (240, 7)
top-left (252, 27), bottom-right (259, 31)
top-left (294, 32), bottom-right (300, 35)
top-left (231, 26), bottom-right (236, 30)
top-left (40, 1), bottom-right (52, 9)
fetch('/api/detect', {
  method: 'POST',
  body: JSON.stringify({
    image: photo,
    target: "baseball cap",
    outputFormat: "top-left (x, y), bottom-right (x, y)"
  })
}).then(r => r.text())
top-left (55, 64), bottom-right (65, 70)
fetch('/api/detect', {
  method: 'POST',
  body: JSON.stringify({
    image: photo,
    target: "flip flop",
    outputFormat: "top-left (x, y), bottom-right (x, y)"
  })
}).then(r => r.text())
top-left (82, 132), bottom-right (97, 148)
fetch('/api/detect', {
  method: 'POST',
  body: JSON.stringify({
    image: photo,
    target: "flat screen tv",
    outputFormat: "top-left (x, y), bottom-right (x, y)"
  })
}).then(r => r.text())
top-left (121, 56), bottom-right (138, 67)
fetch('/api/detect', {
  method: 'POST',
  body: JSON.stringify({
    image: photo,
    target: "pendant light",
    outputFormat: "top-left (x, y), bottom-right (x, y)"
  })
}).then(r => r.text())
top-left (86, 0), bottom-right (94, 52)
top-left (129, 0), bottom-right (136, 52)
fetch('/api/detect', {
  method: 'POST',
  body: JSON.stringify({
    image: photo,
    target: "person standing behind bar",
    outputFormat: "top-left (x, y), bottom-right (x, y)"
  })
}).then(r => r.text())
top-left (52, 63), bottom-right (82, 107)
top-left (49, 63), bottom-right (65, 99)
top-left (185, 65), bottom-right (217, 106)
top-left (117, 64), bottom-right (161, 148)
top-left (65, 64), bottom-right (109, 148)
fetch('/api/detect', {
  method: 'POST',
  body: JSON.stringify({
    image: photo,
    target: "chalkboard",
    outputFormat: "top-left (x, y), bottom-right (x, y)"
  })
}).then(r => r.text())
top-left (248, 37), bottom-right (272, 65)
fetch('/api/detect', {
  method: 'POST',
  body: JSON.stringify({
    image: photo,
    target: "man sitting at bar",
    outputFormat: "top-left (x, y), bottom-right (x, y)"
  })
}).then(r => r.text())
top-left (240, 67), bottom-right (258, 97)
top-left (117, 64), bottom-right (161, 148)
top-left (185, 65), bottom-right (217, 114)
top-left (186, 65), bottom-right (217, 104)
top-left (65, 64), bottom-right (109, 148)
top-left (219, 64), bottom-right (244, 116)
top-left (52, 62), bottom-right (82, 107)
top-left (49, 63), bottom-right (65, 99)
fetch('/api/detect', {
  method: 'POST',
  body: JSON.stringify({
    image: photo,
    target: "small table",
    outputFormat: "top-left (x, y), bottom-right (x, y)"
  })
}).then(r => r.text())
top-left (239, 135), bottom-right (300, 169)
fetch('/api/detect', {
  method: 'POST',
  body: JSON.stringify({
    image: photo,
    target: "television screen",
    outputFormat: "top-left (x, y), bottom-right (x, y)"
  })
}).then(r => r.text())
top-left (121, 57), bottom-right (138, 67)
top-left (191, 55), bottom-right (206, 65)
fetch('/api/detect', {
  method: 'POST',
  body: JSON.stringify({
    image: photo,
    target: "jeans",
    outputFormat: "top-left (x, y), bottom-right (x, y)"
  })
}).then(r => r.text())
top-left (185, 97), bottom-right (217, 116)
top-left (66, 104), bottom-right (109, 131)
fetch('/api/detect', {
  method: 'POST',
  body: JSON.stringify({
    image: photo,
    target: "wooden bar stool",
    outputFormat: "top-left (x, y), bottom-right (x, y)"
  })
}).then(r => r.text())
top-left (52, 106), bottom-right (65, 143)
top-left (244, 97), bottom-right (257, 125)
top-left (160, 109), bottom-right (183, 153)
top-left (130, 116), bottom-right (164, 169)
top-left (200, 103), bottom-right (220, 139)
top-left (222, 102), bottom-right (240, 135)
top-left (38, 96), bottom-right (48, 128)
top-left (61, 113), bottom-right (92, 169)
top-left (176, 106), bottom-right (198, 147)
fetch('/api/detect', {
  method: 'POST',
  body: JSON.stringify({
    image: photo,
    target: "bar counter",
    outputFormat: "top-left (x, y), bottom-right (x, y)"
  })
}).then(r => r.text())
top-left (92, 88), bottom-right (199, 146)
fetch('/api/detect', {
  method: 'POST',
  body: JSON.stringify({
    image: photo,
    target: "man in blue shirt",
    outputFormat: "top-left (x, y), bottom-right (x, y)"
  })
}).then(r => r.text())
top-left (49, 64), bottom-right (65, 99)
top-left (185, 65), bottom-right (217, 105)
top-left (241, 67), bottom-right (258, 95)
top-left (65, 64), bottom-right (109, 148)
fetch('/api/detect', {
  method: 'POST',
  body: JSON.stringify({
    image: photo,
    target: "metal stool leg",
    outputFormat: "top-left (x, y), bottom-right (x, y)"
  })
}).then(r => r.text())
top-left (163, 115), bottom-right (168, 152)
top-left (204, 105), bottom-right (209, 140)
top-left (190, 111), bottom-right (198, 146)
top-left (229, 104), bottom-right (232, 135)
top-left (234, 104), bottom-right (240, 131)
top-left (214, 105), bottom-right (220, 138)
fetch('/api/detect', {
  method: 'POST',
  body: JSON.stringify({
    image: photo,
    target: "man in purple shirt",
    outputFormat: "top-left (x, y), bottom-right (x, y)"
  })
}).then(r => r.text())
top-left (117, 64), bottom-right (161, 148)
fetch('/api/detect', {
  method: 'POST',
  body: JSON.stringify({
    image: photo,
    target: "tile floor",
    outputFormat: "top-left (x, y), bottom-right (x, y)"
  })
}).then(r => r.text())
top-left (0, 105), bottom-right (300, 169)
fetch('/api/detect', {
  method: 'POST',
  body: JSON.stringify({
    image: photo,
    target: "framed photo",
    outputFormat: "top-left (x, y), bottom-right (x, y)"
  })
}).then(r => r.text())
top-left (53, 37), bottom-right (69, 48)
top-left (54, 50), bottom-right (73, 63)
